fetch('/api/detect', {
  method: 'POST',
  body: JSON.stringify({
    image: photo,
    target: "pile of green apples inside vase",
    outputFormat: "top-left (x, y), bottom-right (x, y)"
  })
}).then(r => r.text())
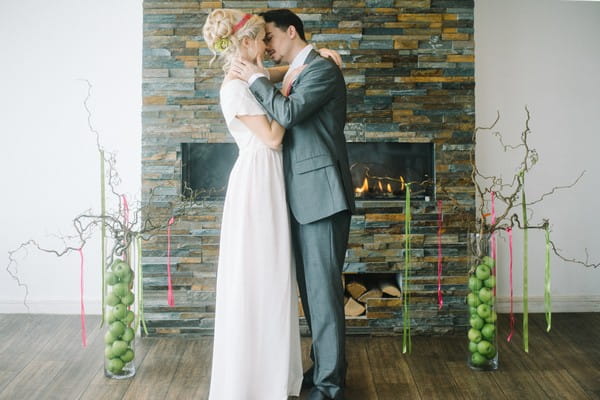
top-left (103, 259), bottom-right (137, 379)
top-left (466, 238), bottom-right (498, 371)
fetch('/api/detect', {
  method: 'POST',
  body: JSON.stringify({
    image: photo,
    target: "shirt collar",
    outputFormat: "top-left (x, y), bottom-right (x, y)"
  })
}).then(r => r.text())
top-left (289, 44), bottom-right (313, 71)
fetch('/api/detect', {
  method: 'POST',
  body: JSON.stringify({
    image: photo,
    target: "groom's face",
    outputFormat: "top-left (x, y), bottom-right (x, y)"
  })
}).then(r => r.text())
top-left (263, 22), bottom-right (292, 65)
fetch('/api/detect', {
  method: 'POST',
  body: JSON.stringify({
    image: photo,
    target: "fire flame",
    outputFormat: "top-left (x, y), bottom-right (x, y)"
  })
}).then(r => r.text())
top-left (355, 177), bottom-right (369, 194)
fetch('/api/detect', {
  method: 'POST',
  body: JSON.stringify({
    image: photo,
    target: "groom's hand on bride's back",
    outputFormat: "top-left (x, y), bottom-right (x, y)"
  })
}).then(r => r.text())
top-left (231, 55), bottom-right (267, 82)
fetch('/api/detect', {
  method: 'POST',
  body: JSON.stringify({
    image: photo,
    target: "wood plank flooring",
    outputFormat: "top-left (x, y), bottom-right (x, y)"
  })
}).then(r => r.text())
top-left (0, 313), bottom-right (599, 399)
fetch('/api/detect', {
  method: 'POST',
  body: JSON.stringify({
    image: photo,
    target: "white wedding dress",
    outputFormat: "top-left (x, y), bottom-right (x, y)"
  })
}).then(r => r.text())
top-left (208, 79), bottom-right (303, 400)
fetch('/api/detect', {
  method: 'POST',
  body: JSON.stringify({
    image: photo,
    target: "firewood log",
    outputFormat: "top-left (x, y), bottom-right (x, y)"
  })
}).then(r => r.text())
top-left (344, 297), bottom-right (366, 317)
top-left (378, 280), bottom-right (401, 297)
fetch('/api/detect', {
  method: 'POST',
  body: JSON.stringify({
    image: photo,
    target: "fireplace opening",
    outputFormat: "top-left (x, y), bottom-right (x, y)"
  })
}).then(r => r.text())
top-left (181, 142), bottom-right (434, 201)
top-left (348, 142), bottom-right (434, 200)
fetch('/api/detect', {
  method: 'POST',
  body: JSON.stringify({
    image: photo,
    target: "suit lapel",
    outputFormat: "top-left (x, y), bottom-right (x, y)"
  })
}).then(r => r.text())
top-left (287, 50), bottom-right (319, 95)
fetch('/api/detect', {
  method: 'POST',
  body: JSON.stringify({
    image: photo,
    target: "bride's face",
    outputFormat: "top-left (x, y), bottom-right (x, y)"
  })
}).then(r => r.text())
top-left (242, 28), bottom-right (266, 62)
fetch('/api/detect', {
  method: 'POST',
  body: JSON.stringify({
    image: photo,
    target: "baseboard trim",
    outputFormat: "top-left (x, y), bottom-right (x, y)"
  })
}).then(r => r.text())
top-left (496, 295), bottom-right (600, 313)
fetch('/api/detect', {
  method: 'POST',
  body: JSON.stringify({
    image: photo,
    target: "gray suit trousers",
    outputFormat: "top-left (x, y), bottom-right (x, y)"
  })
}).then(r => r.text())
top-left (291, 210), bottom-right (351, 400)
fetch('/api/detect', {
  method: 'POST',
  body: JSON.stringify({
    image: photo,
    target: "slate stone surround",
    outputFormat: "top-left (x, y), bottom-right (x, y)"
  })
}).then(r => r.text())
top-left (142, 0), bottom-right (475, 336)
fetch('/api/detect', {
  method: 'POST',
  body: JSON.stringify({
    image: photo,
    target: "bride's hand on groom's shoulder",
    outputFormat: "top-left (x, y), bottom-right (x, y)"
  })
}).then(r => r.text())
top-left (230, 55), bottom-right (267, 82)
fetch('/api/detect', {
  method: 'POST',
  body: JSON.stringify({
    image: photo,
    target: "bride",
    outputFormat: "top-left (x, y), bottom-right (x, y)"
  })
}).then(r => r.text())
top-left (203, 9), bottom-right (303, 399)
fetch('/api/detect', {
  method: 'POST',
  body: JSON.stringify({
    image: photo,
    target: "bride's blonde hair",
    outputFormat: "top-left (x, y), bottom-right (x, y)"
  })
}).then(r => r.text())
top-left (203, 9), bottom-right (264, 72)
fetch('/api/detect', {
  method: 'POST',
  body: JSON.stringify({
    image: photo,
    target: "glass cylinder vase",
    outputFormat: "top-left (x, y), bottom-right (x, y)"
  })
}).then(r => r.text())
top-left (104, 258), bottom-right (136, 379)
top-left (466, 233), bottom-right (498, 371)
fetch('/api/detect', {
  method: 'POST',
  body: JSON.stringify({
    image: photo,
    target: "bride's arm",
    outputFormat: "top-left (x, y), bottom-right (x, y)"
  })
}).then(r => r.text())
top-left (236, 115), bottom-right (285, 149)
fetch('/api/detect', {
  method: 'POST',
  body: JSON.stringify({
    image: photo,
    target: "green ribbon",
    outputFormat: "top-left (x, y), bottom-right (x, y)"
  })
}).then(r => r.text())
top-left (545, 223), bottom-right (552, 332)
top-left (402, 183), bottom-right (412, 354)
top-left (136, 235), bottom-right (148, 335)
top-left (100, 150), bottom-right (106, 327)
top-left (520, 171), bottom-right (529, 353)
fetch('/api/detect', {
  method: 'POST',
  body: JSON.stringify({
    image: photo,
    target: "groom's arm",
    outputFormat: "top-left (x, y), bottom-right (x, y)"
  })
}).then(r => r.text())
top-left (248, 61), bottom-right (340, 129)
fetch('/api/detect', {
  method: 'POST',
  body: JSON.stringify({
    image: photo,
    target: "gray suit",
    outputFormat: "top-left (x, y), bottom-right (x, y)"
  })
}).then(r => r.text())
top-left (250, 50), bottom-right (355, 400)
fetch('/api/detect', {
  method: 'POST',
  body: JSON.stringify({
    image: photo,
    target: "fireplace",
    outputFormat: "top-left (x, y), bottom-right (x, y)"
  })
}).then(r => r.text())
top-left (181, 142), bottom-right (435, 201)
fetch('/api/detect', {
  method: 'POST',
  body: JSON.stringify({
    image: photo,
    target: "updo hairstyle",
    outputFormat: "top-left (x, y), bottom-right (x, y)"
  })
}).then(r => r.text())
top-left (203, 9), bottom-right (264, 71)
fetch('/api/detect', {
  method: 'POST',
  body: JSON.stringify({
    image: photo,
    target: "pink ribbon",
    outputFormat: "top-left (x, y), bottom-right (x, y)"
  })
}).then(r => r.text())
top-left (507, 227), bottom-right (515, 342)
top-left (167, 216), bottom-right (175, 307)
top-left (436, 199), bottom-right (443, 310)
top-left (78, 247), bottom-right (87, 347)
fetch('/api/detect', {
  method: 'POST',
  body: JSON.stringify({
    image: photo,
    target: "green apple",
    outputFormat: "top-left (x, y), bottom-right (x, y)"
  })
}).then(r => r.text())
top-left (471, 352), bottom-right (487, 366)
top-left (469, 306), bottom-right (478, 316)
top-left (111, 340), bottom-right (128, 357)
top-left (113, 283), bottom-right (129, 298)
top-left (109, 321), bottom-right (126, 338)
top-left (113, 261), bottom-right (132, 279)
top-left (120, 271), bottom-right (133, 284)
top-left (468, 328), bottom-right (482, 343)
top-left (468, 276), bottom-right (483, 291)
top-left (108, 358), bottom-right (124, 374)
top-left (478, 287), bottom-right (493, 303)
top-left (124, 310), bottom-right (135, 325)
top-left (469, 314), bottom-right (484, 330)
top-left (104, 331), bottom-right (117, 345)
top-left (485, 311), bottom-right (497, 323)
top-left (467, 293), bottom-right (481, 308)
top-left (107, 310), bottom-right (117, 324)
top-left (484, 343), bottom-right (497, 359)
top-left (475, 264), bottom-right (491, 280)
top-left (106, 293), bottom-right (121, 307)
top-left (468, 341), bottom-right (479, 353)
top-left (120, 349), bottom-right (135, 363)
top-left (476, 304), bottom-right (491, 319)
top-left (482, 256), bottom-right (495, 268)
top-left (121, 292), bottom-right (135, 306)
top-left (113, 304), bottom-right (127, 320)
top-left (477, 340), bottom-right (492, 355)
top-left (105, 272), bottom-right (118, 286)
top-left (481, 323), bottom-right (496, 340)
top-left (105, 345), bottom-right (114, 359)
top-left (484, 276), bottom-right (496, 288)
top-left (122, 327), bottom-right (135, 343)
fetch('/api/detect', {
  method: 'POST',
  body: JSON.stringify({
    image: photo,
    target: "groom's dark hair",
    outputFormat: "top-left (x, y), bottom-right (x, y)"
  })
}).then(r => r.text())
top-left (260, 9), bottom-right (306, 42)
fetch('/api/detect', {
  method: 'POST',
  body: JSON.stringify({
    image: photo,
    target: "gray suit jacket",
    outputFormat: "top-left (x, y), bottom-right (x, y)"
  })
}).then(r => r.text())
top-left (249, 50), bottom-right (356, 224)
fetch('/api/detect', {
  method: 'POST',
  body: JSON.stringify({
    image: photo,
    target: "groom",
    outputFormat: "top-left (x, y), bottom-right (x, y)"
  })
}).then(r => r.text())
top-left (232, 9), bottom-right (355, 400)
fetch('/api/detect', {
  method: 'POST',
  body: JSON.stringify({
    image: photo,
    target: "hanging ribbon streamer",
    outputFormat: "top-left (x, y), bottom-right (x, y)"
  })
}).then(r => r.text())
top-left (436, 199), bottom-right (443, 310)
top-left (544, 223), bottom-right (552, 332)
top-left (136, 235), bottom-right (149, 335)
top-left (167, 216), bottom-right (175, 307)
top-left (520, 172), bottom-right (529, 352)
top-left (507, 227), bottom-right (515, 342)
top-left (100, 150), bottom-right (106, 327)
top-left (78, 247), bottom-right (87, 347)
top-left (402, 183), bottom-right (412, 354)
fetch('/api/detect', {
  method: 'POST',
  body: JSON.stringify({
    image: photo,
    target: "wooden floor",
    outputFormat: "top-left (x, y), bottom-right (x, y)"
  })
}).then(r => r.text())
top-left (0, 313), bottom-right (599, 400)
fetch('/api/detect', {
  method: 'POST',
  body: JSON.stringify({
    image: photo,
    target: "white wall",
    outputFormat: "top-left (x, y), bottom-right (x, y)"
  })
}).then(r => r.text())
top-left (1, 0), bottom-right (599, 314)
top-left (0, 0), bottom-right (142, 313)
top-left (475, 0), bottom-right (600, 311)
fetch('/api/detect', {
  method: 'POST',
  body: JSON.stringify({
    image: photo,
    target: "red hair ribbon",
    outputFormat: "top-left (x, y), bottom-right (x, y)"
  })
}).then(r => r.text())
top-left (167, 216), bottom-right (175, 307)
top-left (232, 14), bottom-right (252, 34)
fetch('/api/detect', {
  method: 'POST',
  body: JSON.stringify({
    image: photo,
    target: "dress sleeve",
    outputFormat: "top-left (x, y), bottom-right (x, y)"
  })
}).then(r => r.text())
top-left (220, 80), bottom-right (267, 125)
